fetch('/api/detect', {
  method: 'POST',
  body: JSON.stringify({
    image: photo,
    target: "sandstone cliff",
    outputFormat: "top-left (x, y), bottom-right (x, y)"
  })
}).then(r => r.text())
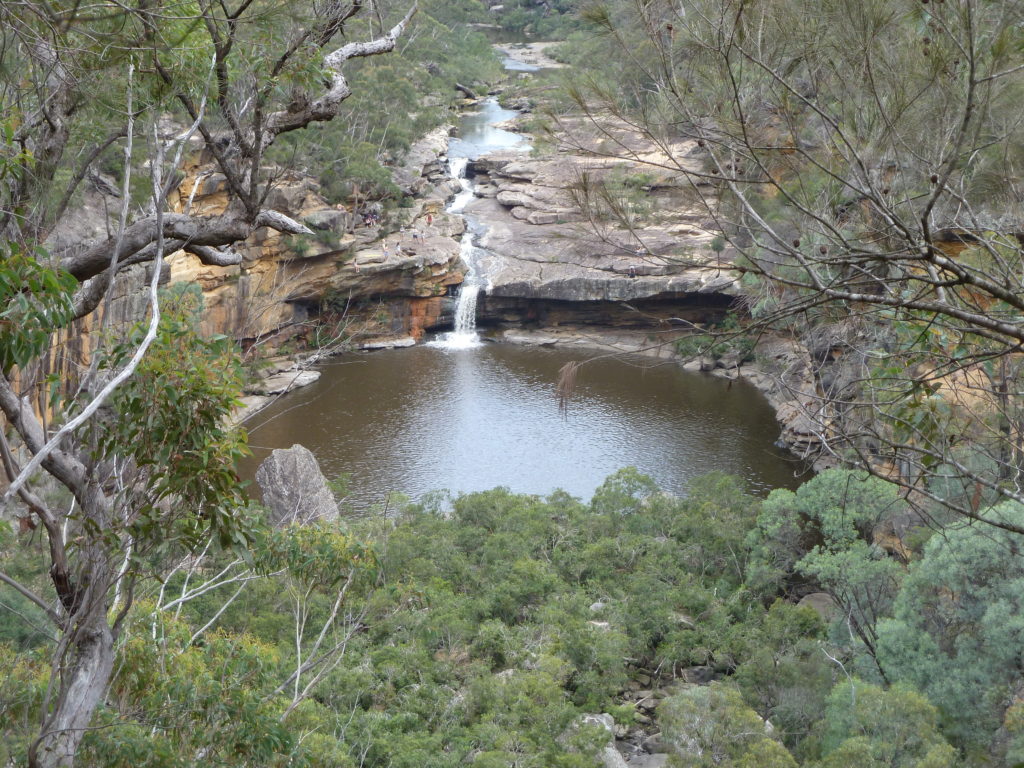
top-left (168, 126), bottom-right (468, 349)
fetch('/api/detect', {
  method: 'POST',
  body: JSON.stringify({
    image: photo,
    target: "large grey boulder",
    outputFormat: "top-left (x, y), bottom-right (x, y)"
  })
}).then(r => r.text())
top-left (579, 714), bottom-right (630, 768)
top-left (255, 444), bottom-right (338, 525)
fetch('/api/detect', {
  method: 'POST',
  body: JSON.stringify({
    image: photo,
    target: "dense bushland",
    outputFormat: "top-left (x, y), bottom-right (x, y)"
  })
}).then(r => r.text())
top-left (4, 465), bottom-right (1021, 765)
top-left (547, 0), bottom-right (1024, 528)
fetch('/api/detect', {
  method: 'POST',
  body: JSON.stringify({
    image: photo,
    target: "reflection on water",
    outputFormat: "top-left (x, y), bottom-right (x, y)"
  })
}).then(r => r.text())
top-left (447, 99), bottom-right (527, 159)
top-left (500, 54), bottom-right (540, 72)
top-left (240, 345), bottom-right (806, 510)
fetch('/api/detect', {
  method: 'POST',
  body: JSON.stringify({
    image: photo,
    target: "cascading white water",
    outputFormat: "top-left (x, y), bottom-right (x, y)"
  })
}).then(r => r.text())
top-left (430, 157), bottom-right (484, 349)
top-left (449, 155), bottom-right (468, 178)
top-left (429, 100), bottom-right (527, 350)
top-left (452, 283), bottom-right (480, 335)
top-left (447, 157), bottom-right (474, 214)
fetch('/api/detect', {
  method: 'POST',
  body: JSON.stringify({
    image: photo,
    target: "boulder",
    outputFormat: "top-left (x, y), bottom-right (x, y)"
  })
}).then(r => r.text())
top-left (498, 162), bottom-right (538, 181)
top-left (360, 336), bottom-right (417, 350)
top-left (192, 173), bottom-right (225, 196)
top-left (680, 666), bottom-right (715, 684)
top-left (716, 350), bottom-right (741, 369)
top-left (627, 755), bottom-right (668, 768)
top-left (496, 189), bottom-right (542, 209)
top-left (251, 369), bottom-right (321, 395)
top-left (579, 714), bottom-right (630, 768)
top-left (641, 733), bottom-right (666, 754)
top-left (255, 444), bottom-right (339, 525)
top-left (526, 210), bottom-right (560, 225)
top-left (304, 209), bottom-right (346, 232)
top-left (796, 592), bottom-right (839, 622)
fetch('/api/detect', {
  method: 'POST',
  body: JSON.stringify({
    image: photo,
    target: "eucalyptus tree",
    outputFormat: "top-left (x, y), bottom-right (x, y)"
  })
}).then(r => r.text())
top-left (877, 501), bottom-right (1024, 757)
top-left (556, 0), bottom-right (1024, 531)
top-left (0, 1), bottom-right (417, 765)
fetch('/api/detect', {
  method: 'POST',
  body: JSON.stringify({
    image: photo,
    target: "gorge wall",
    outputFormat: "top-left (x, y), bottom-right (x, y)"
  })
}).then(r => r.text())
top-left (167, 126), bottom-right (468, 349)
top-left (163, 103), bottom-right (745, 354)
top-left (46, 84), bottom-right (824, 468)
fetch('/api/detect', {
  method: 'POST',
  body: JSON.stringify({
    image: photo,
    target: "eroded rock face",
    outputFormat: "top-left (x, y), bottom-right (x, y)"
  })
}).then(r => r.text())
top-left (255, 444), bottom-right (338, 525)
top-left (739, 338), bottom-right (832, 463)
top-left (168, 129), bottom-right (466, 348)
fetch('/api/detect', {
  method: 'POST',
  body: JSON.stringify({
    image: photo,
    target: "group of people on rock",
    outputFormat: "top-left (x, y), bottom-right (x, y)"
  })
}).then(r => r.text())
top-left (346, 206), bottom-right (441, 265)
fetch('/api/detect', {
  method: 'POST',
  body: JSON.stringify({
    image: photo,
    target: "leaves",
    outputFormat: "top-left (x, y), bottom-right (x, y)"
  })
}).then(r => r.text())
top-left (84, 284), bottom-right (250, 551)
top-left (0, 243), bottom-right (76, 373)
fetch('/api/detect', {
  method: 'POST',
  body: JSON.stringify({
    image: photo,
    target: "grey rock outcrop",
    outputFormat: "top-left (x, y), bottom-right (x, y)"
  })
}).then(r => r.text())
top-left (579, 714), bottom-right (630, 768)
top-left (250, 369), bottom-right (321, 395)
top-left (256, 444), bottom-right (339, 525)
top-left (797, 592), bottom-right (839, 622)
top-left (464, 117), bottom-right (736, 305)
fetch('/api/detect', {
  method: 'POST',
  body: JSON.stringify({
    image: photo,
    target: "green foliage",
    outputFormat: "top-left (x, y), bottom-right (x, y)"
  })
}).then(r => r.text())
top-left (659, 682), bottom-right (797, 767)
top-left (256, 521), bottom-right (376, 586)
top-left (819, 680), bottom-right (956, 768)
top-left (752, 469), bottom-right (905, 670)
top-left (0, 644), bottom-right (49, 765)
top-left (751, 468), bottom-right (904, 584)
top-left (271, 6), bottom-right (503, 206)
top-left (733, 601), bottom-right (831, 756)
top-left (0, 115), bottom-right (35, 184)
top-left (464, 656), bottom-right (595, 768)
top-left (9, 463), bottom-right (1021, 765)
top-left (877, 501), bottom-right (1024, 756)
top-left (489, 0), bottom-right (582, 38)
top-left (87, 284), bottom-right (250, 550)
top-left (673, 313), bottom-right (756, 364)
top-left (0, 242), bottom-right (76, 372)
top-left (80, 612), bottom-right (296, 767)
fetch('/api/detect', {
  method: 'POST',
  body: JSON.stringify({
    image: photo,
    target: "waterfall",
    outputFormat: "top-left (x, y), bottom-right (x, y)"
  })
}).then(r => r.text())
top-left (428, 100), bottom-right (527, 350)
top-left (452, 284), bottom-right (480, 332)
top-left (429, 157), bottom-right (483, 349)
top-left (447, 157), bottom-right (474, 214)
top-left (449, 156), bottom-right (468, 179)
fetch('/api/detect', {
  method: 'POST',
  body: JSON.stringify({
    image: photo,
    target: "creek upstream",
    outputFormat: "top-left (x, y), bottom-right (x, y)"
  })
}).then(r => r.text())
top-left (241, 74), bottom-right (804, 509)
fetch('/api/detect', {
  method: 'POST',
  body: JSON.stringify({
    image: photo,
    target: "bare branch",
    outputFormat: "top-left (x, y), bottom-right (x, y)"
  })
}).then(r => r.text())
top-left (0, 571), bottom-right (60, 625)
top-left (263, 2), bottom-right (418, 143)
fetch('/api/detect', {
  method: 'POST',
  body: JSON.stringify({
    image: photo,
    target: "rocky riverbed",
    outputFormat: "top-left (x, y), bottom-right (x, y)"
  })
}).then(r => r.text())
top-left (465, 115), bottom-right (734, 306)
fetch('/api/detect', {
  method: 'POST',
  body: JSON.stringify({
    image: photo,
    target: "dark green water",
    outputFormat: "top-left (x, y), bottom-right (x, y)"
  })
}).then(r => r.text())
top-left (240, 344), bottom-right (805, 510)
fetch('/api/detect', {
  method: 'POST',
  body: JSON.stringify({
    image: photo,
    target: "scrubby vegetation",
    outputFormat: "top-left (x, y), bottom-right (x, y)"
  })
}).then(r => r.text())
top-left (4, 465), bottom-right (1023, 765)
top-left (270, 0), bottom-right (505, 206)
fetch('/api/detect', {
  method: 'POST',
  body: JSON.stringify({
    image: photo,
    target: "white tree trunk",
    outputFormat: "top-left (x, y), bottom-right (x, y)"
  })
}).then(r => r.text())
top-left (30, 617), bottom-right (114, 768)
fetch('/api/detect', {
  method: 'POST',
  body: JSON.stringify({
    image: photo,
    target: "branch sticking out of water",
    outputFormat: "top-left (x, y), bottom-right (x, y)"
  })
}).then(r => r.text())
top-left (557, 361), bottom-right (580, 416)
